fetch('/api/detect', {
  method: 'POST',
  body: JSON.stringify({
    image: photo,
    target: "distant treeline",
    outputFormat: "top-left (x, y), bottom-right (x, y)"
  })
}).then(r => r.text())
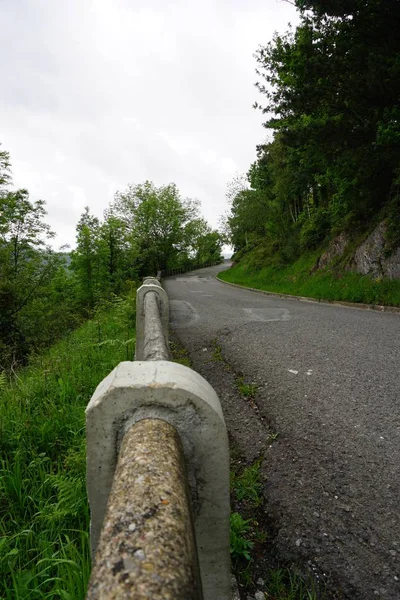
top-left (225, 0), bottom-right (400, 261)
top-left (0, 147), bottom-right (223, 370)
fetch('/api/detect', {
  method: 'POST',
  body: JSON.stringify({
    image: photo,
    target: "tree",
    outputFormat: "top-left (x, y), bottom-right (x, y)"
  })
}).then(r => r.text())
top-left (113, 181), bottom-right (200, 273)
top-left (71, 207), bottom-right (101, 310)
top-left (183, 218), bottom-right (224, 265)
top-left (0, 189), bottom-right (57, 366)
top-left (226, 0), bottom-right (400, 262)
top-left (0, 143), bottom-right (11, 189)
top-left (98, 210), bottom-right (131, 295)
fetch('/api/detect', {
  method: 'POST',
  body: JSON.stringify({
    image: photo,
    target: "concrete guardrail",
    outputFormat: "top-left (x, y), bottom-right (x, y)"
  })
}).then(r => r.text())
top-left (85, 271), bottom-right (230, 599)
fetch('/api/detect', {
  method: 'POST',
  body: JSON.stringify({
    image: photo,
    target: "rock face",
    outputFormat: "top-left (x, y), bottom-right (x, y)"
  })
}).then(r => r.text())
top-left (317, 232), bottom-right (349, 270)
top-left (317, 221), bottom-right (400, 279)
top-left (353, 221), bottom-right (386, 277)
top-left (352, 221), bottom-right (400, 279)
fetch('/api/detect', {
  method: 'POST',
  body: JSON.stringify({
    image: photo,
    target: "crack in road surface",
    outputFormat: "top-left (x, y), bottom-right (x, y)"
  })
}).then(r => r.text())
top-left (164, 263), bottom-right (400, 600)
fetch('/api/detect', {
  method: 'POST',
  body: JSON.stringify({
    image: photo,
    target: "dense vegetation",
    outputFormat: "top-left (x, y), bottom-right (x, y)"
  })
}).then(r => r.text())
top-left (225, 0), bottom-right (400, 272)
top-left (0, 297), bottom-right (135, 599)
top-left (0, 147), bottom-right (223, 372)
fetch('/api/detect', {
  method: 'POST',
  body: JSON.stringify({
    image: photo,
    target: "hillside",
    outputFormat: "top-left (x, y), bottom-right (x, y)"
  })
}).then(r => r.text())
top-left (220, 219), bottom-right (400, 307)
top-left (223, 0), bottom-right (400, 304)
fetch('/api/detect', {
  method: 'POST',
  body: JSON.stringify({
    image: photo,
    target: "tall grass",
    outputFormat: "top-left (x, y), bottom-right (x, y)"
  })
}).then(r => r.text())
top-left (0, 295), bottom-right (135, 599)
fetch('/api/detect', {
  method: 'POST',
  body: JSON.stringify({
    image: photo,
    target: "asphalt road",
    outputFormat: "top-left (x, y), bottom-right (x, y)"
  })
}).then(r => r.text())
top-left (164, 263), bottom-right (400, 600)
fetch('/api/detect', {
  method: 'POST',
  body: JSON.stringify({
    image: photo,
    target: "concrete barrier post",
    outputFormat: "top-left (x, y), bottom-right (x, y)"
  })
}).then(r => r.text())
top-left (86, 273), bottom-right (231, 599)
top-left (86, 419), bottom-right (202, 599)
top-left (135, 280), bottom-right (169, 360)
top-left (86, 361), bottom-right (230, 600)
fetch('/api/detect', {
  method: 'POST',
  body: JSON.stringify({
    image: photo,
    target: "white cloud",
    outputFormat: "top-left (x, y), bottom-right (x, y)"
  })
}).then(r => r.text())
top-left (0, 0), bottom-right (298, 248)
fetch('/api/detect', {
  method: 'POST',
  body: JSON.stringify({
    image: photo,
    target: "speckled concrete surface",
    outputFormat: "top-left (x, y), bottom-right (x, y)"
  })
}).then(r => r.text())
top-left (87, 419), bottom-right (202, 600)
top-left (136, 280), bottom-right (169, 360)
top-left (143, 291), bottom-right (169, 361)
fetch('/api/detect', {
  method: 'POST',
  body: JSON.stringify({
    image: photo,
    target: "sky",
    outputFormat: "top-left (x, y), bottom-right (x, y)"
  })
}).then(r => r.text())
top-left (0, 0), bottom-right (298, 249)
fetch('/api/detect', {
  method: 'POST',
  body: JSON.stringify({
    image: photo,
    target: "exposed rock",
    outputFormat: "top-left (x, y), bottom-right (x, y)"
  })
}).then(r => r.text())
top-left (316, 232), bottom-right (349, 270)
top-left (352, 221), bottom-right (400, 279)
top-left (353, 221), bottom-right (387, 277)
top-left (316, 221), bottom-right (400, 279)
top-left (383, 246), bottom-right (400, 279)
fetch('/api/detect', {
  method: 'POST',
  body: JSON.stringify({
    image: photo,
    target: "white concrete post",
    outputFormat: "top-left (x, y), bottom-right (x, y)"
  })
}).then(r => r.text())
top-left (86, 360), bottom-right (230, 600)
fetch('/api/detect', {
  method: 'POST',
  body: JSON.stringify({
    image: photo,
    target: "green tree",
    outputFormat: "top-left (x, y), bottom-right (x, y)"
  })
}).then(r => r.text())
top-left (71, 207), bottom-right (101, 310)
top-left (227, 0), bottom-right (400, 262)
top-left (0, 143), bottom-right (11, 189)
top-left (113, 181), bottom-right (200, 273)
top-left (183, 218), bottom-right (224, 265)
top-left (98, 210), bottom-right (131, 295)
top-left (0, 189), bottom-right (57, 367)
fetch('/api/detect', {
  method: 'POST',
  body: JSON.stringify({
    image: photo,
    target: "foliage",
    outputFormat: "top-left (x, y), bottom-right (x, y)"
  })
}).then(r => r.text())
top-left (169, 340), bottom-right (192, 368)
top-left (230, 457), bottom-right (264, 568)
top-left (218, 251), bottom-right (400, 307)
top-left (236, 377), bottom-right (259, 400)
top-left (0, 143), bottom-right (221, 371)
top-left (211, 341), bottom-right (224, 362)
top-left (0, 143), bottom-right (11, 188)
top-left (71, 207), bottom-right (101, 309)
top-left (262, 568), bottom-right (318, 600)
top-left (230, 512), bottom-right (254, 561)
top-left (112, 181), bottom-right (223, 274)
top-left (231, 458), bottom-right (263, 507)
top-left (0, 295), bottom-right (135, 599)
top-left (226, 1), bottom-right (400, 267)
top-left (0, 189), bottom-right (67, 368)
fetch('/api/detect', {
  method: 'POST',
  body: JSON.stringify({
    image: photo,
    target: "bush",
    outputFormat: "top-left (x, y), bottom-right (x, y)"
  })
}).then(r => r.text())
top-left (299, 208), bottom-right (330, 250)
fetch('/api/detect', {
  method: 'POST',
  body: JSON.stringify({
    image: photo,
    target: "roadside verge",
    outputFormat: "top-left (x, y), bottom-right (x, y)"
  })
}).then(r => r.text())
top-left (216, 274), bottom-right (400, 314)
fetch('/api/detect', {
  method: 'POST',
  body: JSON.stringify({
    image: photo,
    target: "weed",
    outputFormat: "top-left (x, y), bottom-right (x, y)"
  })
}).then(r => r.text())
top-left (238, 563), bottom-right (253, 587)
top-left (169, 340), bottom-right (192, 368)
top-left (211, 341), bottom-right (224, 362)
top-left (230, 512), bottom-right (254, 561)
top-left (231, 458), bottom-right (263, 507)
top-left (236, 376), bottom-right (259, 399)
top-left (262, 567), bottom-right (319, 600)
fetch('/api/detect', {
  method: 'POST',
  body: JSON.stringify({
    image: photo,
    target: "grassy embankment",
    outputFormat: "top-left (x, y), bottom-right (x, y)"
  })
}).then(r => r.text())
top-left (219, 248), bottom-right (400, 307)
top-left (0, 295), bottom-right (135, 600)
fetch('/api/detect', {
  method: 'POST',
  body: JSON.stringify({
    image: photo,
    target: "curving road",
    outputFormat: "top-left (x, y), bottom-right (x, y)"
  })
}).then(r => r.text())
top-left (164, 263), bottom-right (400, 600)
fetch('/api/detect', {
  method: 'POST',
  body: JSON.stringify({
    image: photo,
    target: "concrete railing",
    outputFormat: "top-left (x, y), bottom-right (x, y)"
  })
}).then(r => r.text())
top-left (85, 276), bottom-right (230, 599)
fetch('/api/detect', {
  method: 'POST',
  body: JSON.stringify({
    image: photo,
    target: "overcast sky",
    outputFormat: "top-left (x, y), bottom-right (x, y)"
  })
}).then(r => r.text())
top-left (1, 0), bottom-right (298, 249)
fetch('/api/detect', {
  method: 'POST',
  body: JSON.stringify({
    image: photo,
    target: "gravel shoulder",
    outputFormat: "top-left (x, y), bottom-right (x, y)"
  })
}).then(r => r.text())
top-left (164, 264), bottom-right (400, 600)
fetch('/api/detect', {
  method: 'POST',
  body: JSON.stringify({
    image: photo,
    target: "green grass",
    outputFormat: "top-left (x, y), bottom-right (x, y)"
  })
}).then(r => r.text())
top-left (211, 340), bottom-right (224, 362)
top-left (230, 458), bottom-right (265, 568)
top-left (219, 253), bottom-right (400, 306)
top-left (230, 512), bottom-right (254, 561)
top-left (169, 339), bottom-right (192, 368)
top-left (262, 568), bottom-right (319, 600)
top-left (0, 295), bottom-right (136, 599)
top-left (236, 376), bottom-right (259, 399)
top-left (231, 458), bottom-right (263, 508)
